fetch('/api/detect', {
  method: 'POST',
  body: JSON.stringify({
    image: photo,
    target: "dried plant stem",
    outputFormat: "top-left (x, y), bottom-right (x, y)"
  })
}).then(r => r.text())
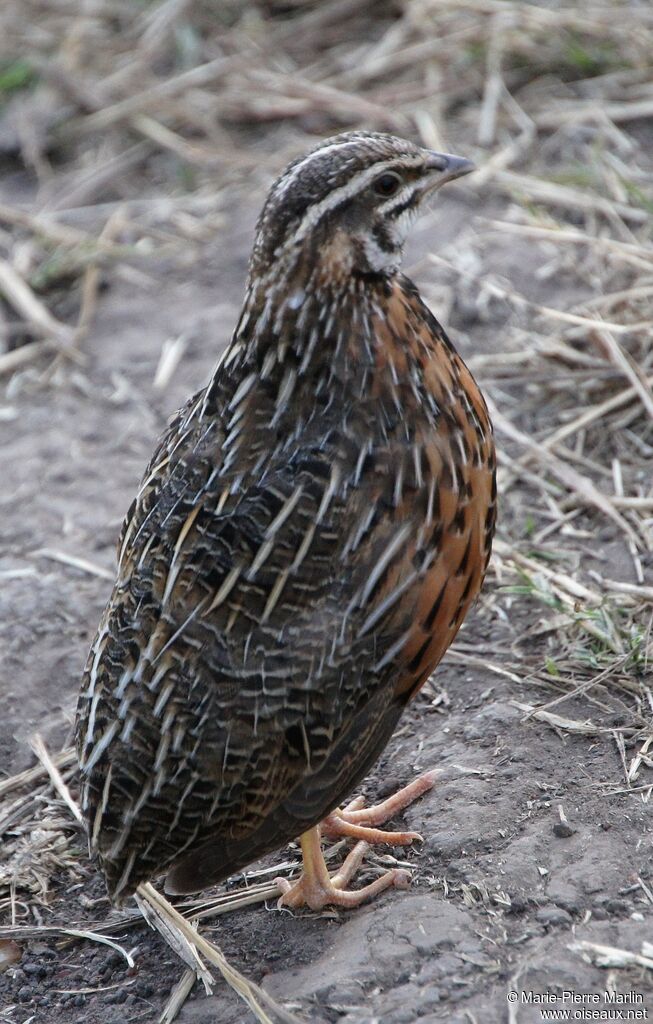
top-left (29, 734), bottom-right (82, 825)
top-left (159, 967), bottom-right (197, 1024)
top-left (0, 259), bottom-right (73, 346)
top-left (596, 330), bottom-right (653, 423)
top-left (137, 883), bottom-right (303, 1024)
top-left (489, 169), bottom-right (649, 224)
top-left (487, 399), bottom-right (641, 547)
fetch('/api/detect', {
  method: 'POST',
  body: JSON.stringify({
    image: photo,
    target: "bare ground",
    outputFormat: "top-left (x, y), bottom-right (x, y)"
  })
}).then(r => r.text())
top-left (1, 2), bottom-right (653, 1023)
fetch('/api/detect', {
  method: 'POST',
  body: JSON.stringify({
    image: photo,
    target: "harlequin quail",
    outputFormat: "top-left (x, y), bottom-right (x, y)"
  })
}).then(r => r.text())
top-left (76, 131), bottom-right (496, 910)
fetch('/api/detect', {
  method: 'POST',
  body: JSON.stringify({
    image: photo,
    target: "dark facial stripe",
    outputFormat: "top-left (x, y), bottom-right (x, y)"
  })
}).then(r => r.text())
top-left (386, 194), bottom-right (420, 220)
top-left (373, 222), bottom-right (399, 254)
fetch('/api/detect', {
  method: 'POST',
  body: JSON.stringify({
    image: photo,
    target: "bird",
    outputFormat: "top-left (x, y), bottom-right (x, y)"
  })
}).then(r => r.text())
top-left (75, 131), bottom-right (496, 912)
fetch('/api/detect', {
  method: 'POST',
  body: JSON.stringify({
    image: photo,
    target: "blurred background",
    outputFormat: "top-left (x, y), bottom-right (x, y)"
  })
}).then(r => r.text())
top-left (1, 2), bottom-right (652, 1023)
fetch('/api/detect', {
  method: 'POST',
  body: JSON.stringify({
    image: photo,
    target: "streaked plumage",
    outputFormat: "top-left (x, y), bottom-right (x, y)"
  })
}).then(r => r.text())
top-left (76, 131), bottom-right (496, 905)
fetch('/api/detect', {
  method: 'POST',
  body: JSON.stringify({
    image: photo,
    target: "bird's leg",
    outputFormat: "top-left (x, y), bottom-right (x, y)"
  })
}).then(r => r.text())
top-left (321, 768), bottom-right (438, 845)
top-left (275, 772), bottom-right (438, 911)
top-left (275, 827), bottom-right (411, 911)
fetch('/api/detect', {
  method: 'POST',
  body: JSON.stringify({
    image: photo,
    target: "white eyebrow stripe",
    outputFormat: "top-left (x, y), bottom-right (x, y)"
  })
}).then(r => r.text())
top-left (378, 181), bottom-right (422, 216)
top-left (272, 137), bottom-right (390, 201)
top-left (293, 155), bottom-right (426, 243)
top-left (273, 140), bottom-right (361, 200)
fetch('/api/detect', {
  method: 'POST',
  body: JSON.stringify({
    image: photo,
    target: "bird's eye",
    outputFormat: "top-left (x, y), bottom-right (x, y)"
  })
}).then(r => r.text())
top-left (373, 172), bottom-right (402, 198)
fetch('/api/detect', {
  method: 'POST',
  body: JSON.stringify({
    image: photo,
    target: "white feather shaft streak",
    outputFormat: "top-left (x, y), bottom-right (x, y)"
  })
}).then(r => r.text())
top-left (261, 568), bottom-right (291, 622)
top-left (264, 485), bottom-right (304, 540)
top-left (162, 503), bottom-right (203, 604)
top-left (358, 523), bottom-right (412, 607)
top-left (358, 570), bottom-right (419, 637)
top-left (317, 464), bottom-right (341, 523)
top-left (247, 485), bottom-right (304, 578)
top-left (206, 565), bottom-right (242, 612)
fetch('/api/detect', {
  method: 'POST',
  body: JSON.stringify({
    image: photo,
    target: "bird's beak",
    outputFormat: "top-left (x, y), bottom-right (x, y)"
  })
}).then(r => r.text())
top-left (422, 151), bottom-right (475, 190)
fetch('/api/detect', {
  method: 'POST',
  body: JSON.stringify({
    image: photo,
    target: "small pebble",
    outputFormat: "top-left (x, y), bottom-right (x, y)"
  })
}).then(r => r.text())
top-left (107, 988), bottom-right (128, 1005)
top-left (606, 898), bottom-right (628, 914)
top-left (420, 985), bottom-right (442, 1007)
top-left (553, 821), bottom-right (575, 838)
top-left (23, 962), bottom-right (47, 979)
top-left (386, 1009), bottom-right (417, 1023)
top-left (536, 906), bottom-right (573, 927)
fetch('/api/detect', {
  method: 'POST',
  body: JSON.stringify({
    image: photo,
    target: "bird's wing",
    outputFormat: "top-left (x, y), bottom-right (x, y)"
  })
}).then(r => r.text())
top-left (75, 392), bottom-right (435, 894)
top-left (77, 341), bottom-right (493, 898)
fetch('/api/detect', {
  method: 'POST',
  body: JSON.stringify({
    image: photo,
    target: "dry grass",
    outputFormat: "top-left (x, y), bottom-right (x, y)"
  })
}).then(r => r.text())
top-left (1, 0), bottom-right (652, 1019)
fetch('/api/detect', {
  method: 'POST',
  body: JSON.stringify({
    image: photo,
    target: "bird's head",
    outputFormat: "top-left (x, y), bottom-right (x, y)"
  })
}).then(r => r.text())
top-left (250, 131), bottom-right (474, 282)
